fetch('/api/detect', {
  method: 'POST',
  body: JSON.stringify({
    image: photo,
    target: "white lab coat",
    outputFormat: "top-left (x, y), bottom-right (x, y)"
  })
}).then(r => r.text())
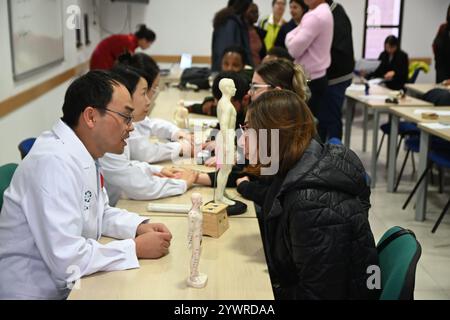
top-left (129, 117), bottom-right (182, 163)
top-left (99, 117), bottom-right (187, 206)
top-left (0, 120), bottom-right (149, 300)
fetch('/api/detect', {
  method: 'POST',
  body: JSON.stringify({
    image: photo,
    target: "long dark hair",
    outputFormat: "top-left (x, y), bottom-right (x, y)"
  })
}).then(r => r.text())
top-left (246, 90), bottom-right (316, 176)
top-left (213, 0), bottom-right (253, 29)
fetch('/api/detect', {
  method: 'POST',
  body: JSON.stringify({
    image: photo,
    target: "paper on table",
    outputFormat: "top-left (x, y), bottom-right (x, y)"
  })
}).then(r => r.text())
top-left (360, 95), bottom-right (390, 101)
top-left (355, 59), bottom-right (381, 73)
top-left (368, 78), bottom-right (384, 85)
top-left (189, 118), bottom-right (219, 128)
top-left (421, 123), bottom-right (450, 130)
top-left (414, 109), bottom-right (450, 116)
top-left (347, 84), bottom-right (366, 91)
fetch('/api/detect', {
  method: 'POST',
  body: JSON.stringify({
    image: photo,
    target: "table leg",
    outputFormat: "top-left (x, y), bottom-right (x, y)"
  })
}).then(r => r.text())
top-left (344, 98), bottom-right (355, 147)
top-left (363, 106), bottom-right (368, 152)
top-left (387, 114), bottom-right (399, 192)
top-left (370, 109), bottom-right (380, 188)
top-left (415, 131), bottom-right (430, 222)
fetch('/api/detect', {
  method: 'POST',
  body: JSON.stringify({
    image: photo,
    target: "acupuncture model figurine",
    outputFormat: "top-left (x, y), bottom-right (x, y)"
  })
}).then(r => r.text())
top-left (174, 101), bottom-right (189, 129)
top-left (187, 193), bottom-right (207, 288)
top-left (214, 78), bottom-right (237, 206)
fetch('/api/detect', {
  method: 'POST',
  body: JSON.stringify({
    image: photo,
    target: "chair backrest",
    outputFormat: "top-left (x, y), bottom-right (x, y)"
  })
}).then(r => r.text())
top-left (18, 138), bottom-right (36, 159)
top-left (422, 89), bottom-right (450, 106)
top-left (0, 163), bottom-right (18, 210)
top-left (377, 226), bottom-right (422, 300)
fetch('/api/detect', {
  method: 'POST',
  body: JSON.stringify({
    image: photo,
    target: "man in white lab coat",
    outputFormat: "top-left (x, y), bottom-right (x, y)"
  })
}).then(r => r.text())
top-left (0, 71), bottom-right (172, 300)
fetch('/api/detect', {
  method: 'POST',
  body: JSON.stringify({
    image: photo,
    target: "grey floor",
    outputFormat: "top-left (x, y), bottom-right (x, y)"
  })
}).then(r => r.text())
top-left (347, 112), bottom-right (450, 300)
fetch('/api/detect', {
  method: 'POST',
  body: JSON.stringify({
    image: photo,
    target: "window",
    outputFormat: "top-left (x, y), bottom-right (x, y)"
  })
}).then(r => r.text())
top-left (363, 0), bottom-right (404, 59)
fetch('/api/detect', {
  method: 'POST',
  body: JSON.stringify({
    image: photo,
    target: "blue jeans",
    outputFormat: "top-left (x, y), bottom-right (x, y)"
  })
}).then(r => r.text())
top-left (318, 79), bottom-right (352, 141)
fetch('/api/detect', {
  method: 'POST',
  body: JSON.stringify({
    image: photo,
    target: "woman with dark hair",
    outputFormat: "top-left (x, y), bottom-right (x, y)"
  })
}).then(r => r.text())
top-left (211, 0), bottom-right (254, 72)
top-left (433, 5), bottom-right (450, 85)
top-left (244, 3), bottom-right (267, 67)
top-left (274, 0), bottom-right (308, 49)
top-left (99, 66), bottom-right (197, 206)
top-left (90, 24), bottom-right (156, 70)
top-left (244, 90), bottom-right (379, 300)
top-left (368, 35), bottom-right (409, 90)
top-left (259, 0), bottom-right (287, 51)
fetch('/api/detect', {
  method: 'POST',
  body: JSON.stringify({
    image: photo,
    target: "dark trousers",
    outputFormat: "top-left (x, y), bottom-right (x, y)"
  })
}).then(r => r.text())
top-left (318, 79), bottom-right (352, 141)
top-left (307, 76), bottom-right (328, 141)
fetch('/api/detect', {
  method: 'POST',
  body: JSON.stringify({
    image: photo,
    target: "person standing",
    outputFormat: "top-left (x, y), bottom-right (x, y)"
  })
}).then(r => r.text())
top-left (285, 0), bottom-right (333, 137)
top-left (320, 0), bottom-right (355, 141)
top-left (211, 0), bottom-right (254, 72)
top-left (90, 24), bottom-right (156, 70)
top-left (433, 4), bottom-right (450, 85)
top-left (274, 0), bottom-right (308, 49)
top-left (245, 3), bottom-right (267, 67)
top-left (259, 0), bottom-right (287, 51)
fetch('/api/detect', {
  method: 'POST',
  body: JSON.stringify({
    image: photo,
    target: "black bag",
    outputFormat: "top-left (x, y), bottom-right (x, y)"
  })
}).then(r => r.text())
top-left (180, 67), bottom-right (211, 90)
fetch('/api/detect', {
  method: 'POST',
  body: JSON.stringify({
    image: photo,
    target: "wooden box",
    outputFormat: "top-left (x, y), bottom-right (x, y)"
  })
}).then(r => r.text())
top-left (201, 202), bottom-right (229, 238)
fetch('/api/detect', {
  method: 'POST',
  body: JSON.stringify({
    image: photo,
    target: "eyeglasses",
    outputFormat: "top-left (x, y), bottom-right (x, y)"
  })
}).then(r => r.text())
top-left (249, 83), bottom-right (272, 93)
top-left (95, 107), bottom-right (133, 126)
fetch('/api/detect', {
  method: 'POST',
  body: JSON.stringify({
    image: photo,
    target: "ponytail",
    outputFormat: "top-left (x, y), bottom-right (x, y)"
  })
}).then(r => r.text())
top-left (135, 24), bottom-right (156, 42)
top-left (292, 63), bottom-right (311, 102)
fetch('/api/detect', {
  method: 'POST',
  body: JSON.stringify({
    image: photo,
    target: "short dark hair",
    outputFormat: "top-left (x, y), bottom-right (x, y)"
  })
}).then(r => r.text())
top-left (272, 0), bottom-right (286, 6)
top-left (291, 0), bottom-right (308, 12)
top-left (110, 65), bottom-right (146, 95)
top-left (118, 52), bottom-right (160, 87)
top-left (266, 46), bottom-right (294, 61)
top-left (385, 35), bottom-right (400, 48)
top-left (135, 24), bottom-right (156, 42)
top-left (61, 71), bottom-right (125, 128)
top-left (212, 71), bottom-right (250, 102)
top-left (222, 45), bottom-right (246, 62)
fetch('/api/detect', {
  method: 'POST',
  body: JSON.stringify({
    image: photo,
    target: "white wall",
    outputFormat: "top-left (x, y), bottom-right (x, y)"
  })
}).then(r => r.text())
top-left (99, 0), bottom-right (447, 83)
top-left (0, 0), bottom-right (101, 164)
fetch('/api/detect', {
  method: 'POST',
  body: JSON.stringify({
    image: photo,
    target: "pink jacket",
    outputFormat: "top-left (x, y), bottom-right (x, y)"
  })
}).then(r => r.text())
top-left (285, 3), bottom-right (333, 80)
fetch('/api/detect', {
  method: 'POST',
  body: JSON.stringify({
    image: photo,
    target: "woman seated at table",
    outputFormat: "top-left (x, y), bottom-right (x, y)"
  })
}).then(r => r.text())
top-left (243, 89), bottom-right (379, 300)
top-left (99, 66), bottom-right (198, 206)
top-left (366, 35), bottom-right (409, 90)
top-left (117, 52), bottom-right (193, 164)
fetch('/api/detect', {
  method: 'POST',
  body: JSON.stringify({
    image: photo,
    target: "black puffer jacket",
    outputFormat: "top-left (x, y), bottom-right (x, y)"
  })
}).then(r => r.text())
top-left (262, 140), bottom-right (379, 300)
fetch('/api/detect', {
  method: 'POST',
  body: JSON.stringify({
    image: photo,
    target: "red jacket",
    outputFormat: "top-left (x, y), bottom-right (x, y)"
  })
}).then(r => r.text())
top-left (90, 34), bottom-right (138, 70)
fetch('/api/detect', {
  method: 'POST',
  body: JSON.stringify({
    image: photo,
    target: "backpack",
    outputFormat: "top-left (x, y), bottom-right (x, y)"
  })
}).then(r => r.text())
top-left (180, 67), bottom-right (211, 90)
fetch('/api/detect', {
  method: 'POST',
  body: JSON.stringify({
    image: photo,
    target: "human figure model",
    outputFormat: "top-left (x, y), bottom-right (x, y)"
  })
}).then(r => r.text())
top-left (187, 193), bottom-right (207, 288)
top-left (214, 78), bottom-right (237, 206)
top-left (174, 101), bottom-right (189, 129)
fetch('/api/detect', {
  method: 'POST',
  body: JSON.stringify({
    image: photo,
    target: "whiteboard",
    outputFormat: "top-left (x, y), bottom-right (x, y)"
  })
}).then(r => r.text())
top-left (8, 0), bottom-right (64, 80)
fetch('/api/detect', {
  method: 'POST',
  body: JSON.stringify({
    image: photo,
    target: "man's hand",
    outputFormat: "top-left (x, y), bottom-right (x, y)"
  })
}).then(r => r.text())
top-left (443, 79), bottom-right (450, 86)
top-left (175, 130), bottom-right (193, 142)
top-left (177, 169), bottom-right (199, 189)
top-left (179, 139), bottom-right (195, 157)
top-left (135, 231), bottom-right (172, 259)
top-left (236, 176), bottom-right (250, 186)
top-left (136, 222), bottom-right (172, 237)
top-left (384, 71), bottom-right (395, 81)
top-left (156, 167), bottom-right (182, 179)
top-left (202, 140), bottom-right (216, 152)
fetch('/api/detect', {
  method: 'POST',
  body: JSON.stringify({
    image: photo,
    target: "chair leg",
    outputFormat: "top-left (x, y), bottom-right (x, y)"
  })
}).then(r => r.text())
top-left (396, 135), bottom-right (405, 156)
top-left (403, 164), bottom-right (432, 210)
top-left (394, 149), bottom-right (410, 192)
top-left (431, 198), bottom-right (450, 234)
top-left (376, 133), bottom-right (385, 161)
top-left (438, 167), bottom-right (444, 194)
top-left (411, 152), bottom-right (416, 174)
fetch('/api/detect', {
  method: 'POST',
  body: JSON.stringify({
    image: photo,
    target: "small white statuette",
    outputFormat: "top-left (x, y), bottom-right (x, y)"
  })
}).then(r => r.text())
top-left (187, 193), bottom-right (208, 288)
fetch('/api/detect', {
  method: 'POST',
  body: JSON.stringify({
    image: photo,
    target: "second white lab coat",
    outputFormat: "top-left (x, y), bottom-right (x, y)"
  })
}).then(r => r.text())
top-left (128, 117), bottom-right (182, 163)
top-left (0, 120), bottom-right (148, 300)
top-left (99, 117), bottom-right (187, 206)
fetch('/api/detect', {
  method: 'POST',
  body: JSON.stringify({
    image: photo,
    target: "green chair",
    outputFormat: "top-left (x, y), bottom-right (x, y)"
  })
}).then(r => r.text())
top-left (377, 226), bottom-right (422, 300)
top-left (0, 163), bottom-right (18, 210)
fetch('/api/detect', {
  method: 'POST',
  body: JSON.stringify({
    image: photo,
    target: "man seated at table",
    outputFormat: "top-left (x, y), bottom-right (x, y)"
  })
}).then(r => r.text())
top-left (0, 71), bottom-right (172, 300)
